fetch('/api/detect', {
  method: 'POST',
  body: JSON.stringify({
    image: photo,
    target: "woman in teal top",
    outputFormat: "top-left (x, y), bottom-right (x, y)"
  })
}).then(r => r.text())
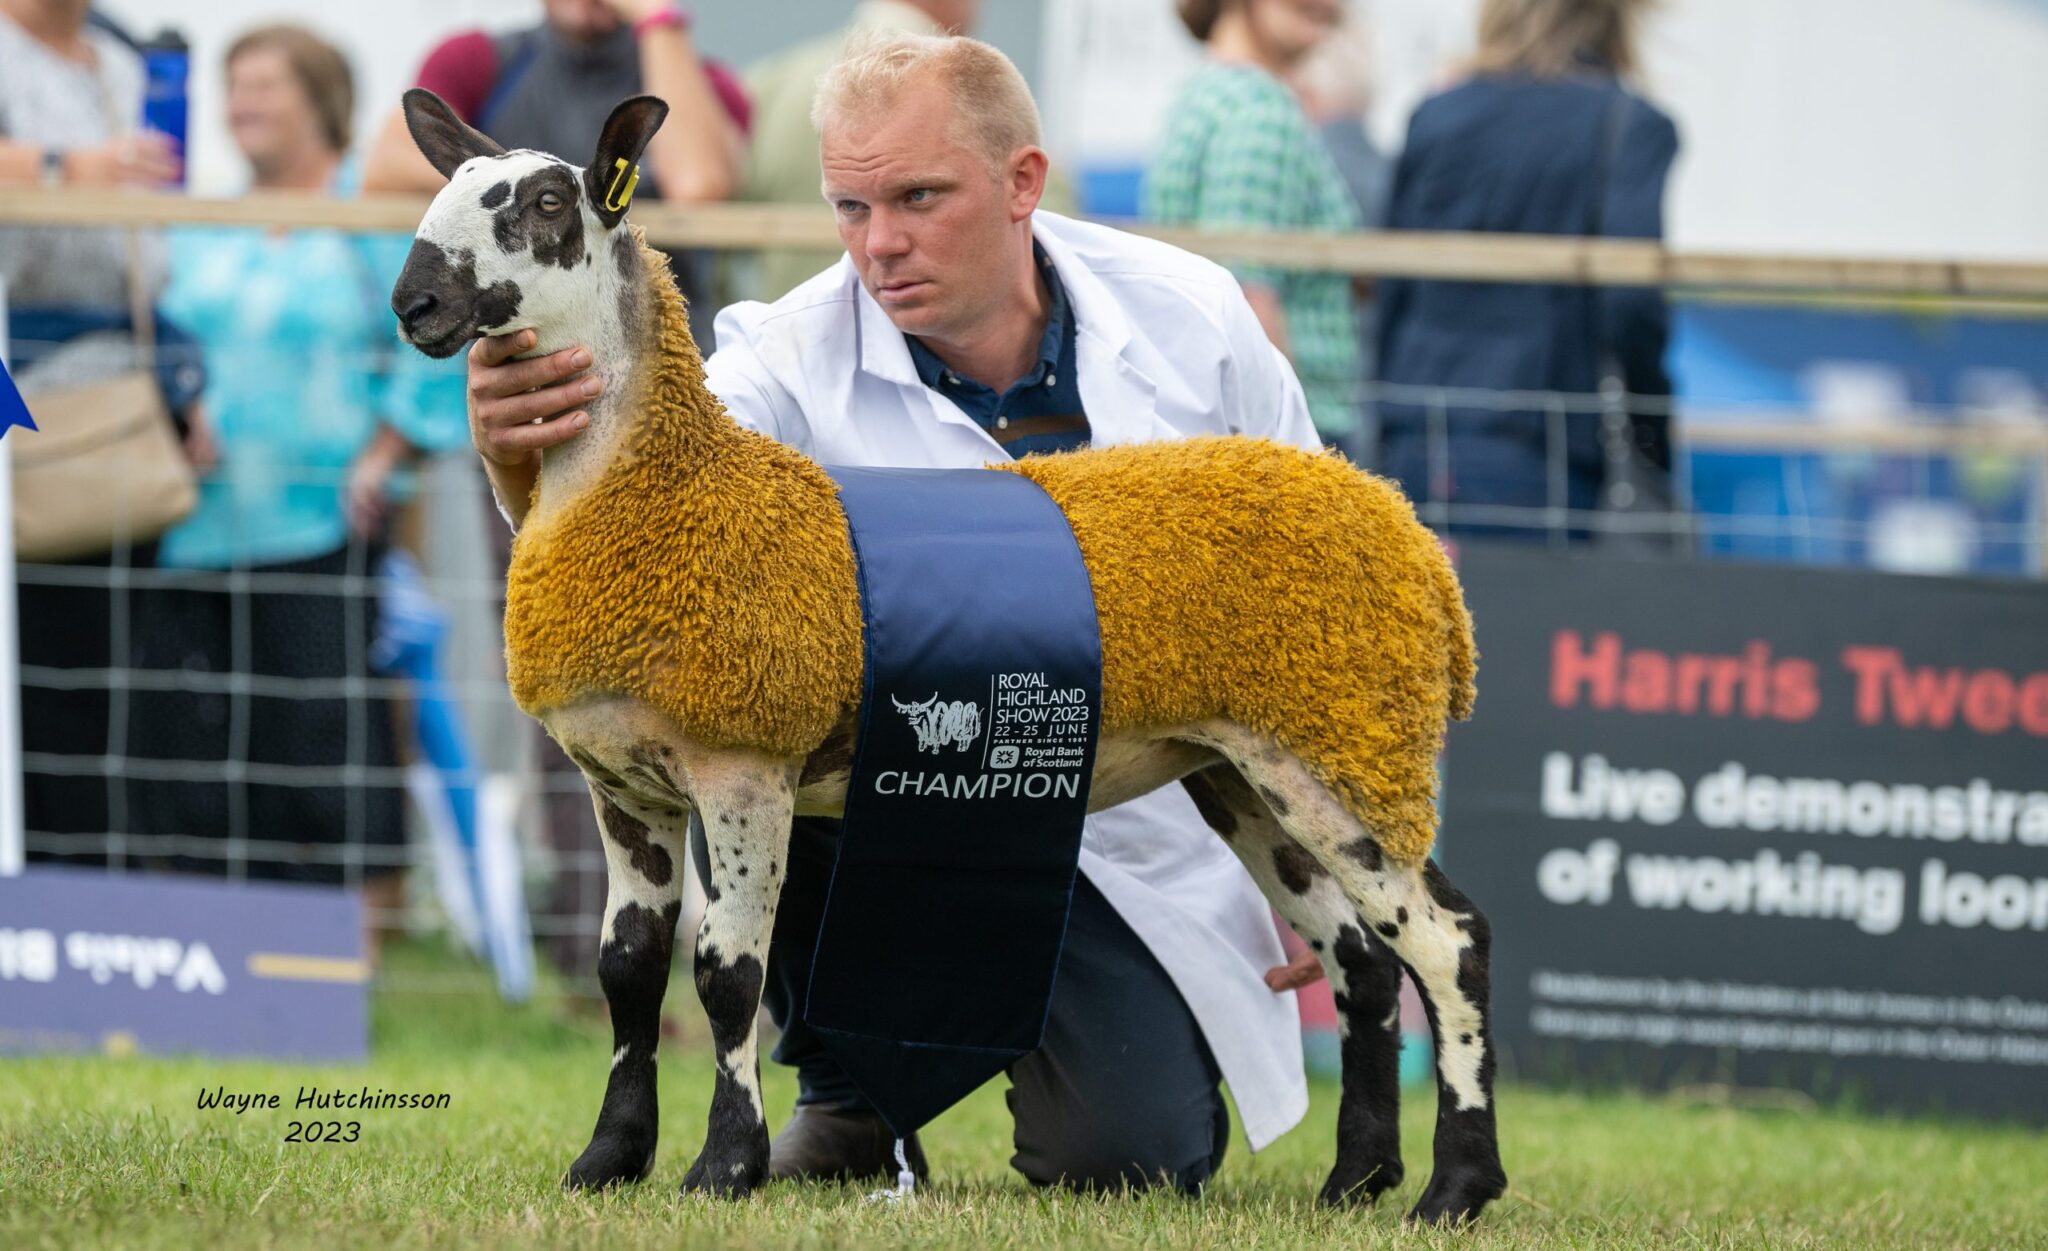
top-left (135, 27), bottom-right (465, 917)
top-left (1148, 0), bottom-right (1361, 446)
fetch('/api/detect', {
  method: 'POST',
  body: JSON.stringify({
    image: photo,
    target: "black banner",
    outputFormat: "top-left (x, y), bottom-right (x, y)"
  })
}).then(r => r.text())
top-left (1445, 544), bottom-right (2048, 1120)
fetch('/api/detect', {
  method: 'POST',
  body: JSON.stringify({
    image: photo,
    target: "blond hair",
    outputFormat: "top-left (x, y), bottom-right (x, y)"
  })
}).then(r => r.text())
top-left (1470, 0), bottom-right (1652, 80)
top-left (811, 31), bottom-right (1042, 175)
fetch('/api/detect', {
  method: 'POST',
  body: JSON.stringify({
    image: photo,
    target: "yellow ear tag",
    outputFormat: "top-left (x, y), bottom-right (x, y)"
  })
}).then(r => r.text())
top-left (605, 158), bottom-right (641, 213)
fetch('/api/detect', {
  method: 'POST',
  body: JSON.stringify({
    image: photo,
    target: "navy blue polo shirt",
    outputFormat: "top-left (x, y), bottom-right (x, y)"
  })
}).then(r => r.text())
top-left (906, 244), bottom-right (1090, 458)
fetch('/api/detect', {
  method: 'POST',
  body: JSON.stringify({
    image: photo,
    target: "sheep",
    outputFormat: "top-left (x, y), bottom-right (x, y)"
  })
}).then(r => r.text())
top-left (390, 89), bottom-right (1506, 1225)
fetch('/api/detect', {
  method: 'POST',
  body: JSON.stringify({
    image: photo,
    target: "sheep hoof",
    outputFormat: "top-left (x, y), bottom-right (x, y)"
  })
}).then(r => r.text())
top-left (1404, 1167), bottom-right (1506, 1226)
top-left (1317, 1158), bottom-right (1403, 1208)
top-left (563, 1130), bottom-right (655, 1191)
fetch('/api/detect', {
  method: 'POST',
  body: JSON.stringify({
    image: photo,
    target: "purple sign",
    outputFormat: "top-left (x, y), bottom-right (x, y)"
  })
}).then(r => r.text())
top-left (0, 867), bottom-right (365, 1060)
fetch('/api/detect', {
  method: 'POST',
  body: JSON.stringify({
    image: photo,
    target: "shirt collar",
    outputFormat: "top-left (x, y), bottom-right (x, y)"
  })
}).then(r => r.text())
top-left (905, 241), bottom-right (1068, 394)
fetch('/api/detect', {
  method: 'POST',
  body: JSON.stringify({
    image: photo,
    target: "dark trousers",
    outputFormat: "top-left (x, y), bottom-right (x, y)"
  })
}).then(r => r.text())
top-left (129, 543), bottom-right (403, 885)
top-left (691, 815), bottom-right (1231, 1192)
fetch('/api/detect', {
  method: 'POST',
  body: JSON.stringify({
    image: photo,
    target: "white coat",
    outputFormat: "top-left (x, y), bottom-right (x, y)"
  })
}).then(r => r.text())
top-left (704, 210), bottom-right (1317, 1150)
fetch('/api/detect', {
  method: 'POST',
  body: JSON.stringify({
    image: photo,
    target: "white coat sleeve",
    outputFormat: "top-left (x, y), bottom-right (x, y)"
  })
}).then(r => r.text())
top-left (703, 301), bottom-right (807, 451)
top-left (1216, 283), bottom-right (1322, 454)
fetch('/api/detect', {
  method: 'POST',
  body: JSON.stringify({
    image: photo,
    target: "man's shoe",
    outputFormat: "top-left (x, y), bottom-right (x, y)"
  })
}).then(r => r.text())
top-left (767, 1103), bottom-right (930, 1183)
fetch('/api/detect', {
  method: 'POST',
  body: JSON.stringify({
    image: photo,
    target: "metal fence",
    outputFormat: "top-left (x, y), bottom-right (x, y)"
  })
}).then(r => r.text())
top-left (4, 191), bottom-right (2045, 994)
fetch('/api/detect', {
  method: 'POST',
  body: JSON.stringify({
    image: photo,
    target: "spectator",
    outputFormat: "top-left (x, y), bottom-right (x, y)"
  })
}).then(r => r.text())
top-left (733, 1), bottom-right (979, 303)
top-left (1148, 0), bottom-right (1362, 449)
top-left (0, 0), bottom-right (209, 866)
top-left (362, 0), bottom-right (751, 988)
top-left (1290, 15), bottom-right (1389, 440)
top-left (127, 26), bottom-right (466, 954)
top-left (1373, 0), bottom-right (1677, 541)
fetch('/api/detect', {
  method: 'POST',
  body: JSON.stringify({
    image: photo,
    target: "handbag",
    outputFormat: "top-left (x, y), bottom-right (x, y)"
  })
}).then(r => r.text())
top-left (9, 71), bottom-right (196, 563)
top-left (9, 235), bottom-right (197, 562)
top-left (1588, 88), bottom-right (1689, 554)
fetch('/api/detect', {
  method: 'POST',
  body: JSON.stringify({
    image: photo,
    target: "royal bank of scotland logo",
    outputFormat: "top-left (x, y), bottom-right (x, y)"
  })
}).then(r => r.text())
top-left (891, 693), bottom-right (982, 755)
top-left (989, 745), bottom-right (1020, 769)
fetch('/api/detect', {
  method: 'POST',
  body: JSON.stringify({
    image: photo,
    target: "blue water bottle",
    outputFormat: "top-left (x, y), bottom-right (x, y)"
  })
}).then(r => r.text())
top-left (138, 28), bottom-right (189, 186)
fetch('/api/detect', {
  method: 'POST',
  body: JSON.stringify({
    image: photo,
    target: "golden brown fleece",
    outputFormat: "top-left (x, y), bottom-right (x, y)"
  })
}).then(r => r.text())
top-left (504, 234), bottom-right (1475, 866)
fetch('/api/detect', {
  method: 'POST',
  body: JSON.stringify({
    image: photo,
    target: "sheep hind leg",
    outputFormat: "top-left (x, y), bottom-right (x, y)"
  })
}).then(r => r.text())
top-left (1179, 765), bottom-right (1405, 1207)
top-left (565, 785), bottom-right (687, 1191)
top-left (677, 752), bottom-right (798, 1200)
top-left (1191, 730), bottom-right (1506, 1225)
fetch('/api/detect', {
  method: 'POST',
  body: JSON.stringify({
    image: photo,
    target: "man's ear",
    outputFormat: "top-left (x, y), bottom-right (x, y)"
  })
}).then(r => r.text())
top-left (585, 96), bottom-right (670, 229)
top-left (402, 88), bottom-right (506, 180)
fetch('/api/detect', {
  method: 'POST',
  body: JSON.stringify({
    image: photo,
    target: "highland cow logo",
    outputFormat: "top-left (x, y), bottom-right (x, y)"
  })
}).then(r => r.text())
top-left (892, 693), bottom-right (982, 755)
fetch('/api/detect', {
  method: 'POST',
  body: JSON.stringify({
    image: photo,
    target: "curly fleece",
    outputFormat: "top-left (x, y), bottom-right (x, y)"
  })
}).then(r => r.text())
top-left (505, 235), bottom-right (1476, 866)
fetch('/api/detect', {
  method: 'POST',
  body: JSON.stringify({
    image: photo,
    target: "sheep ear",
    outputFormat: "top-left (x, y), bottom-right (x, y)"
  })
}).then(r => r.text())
top-left (585, 95), bottom-right (670, 228)
top-left (402, 88), bottom-right (506, 180)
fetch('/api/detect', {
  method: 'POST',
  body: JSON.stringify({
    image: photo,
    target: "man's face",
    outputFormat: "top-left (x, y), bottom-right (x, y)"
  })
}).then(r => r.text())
top-left (820, 76), bottom-right (1039, 344)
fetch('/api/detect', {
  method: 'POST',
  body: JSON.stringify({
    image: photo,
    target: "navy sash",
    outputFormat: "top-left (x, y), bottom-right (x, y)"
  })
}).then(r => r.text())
top-left (806, 466), bottom-right (1103, 1135)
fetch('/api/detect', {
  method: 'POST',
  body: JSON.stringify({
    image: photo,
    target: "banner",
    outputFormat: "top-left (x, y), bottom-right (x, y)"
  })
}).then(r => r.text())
top-left (1445, 544), bottom-right (2048, 1119)
top-left (0, 868), bottom-right (367, 1061)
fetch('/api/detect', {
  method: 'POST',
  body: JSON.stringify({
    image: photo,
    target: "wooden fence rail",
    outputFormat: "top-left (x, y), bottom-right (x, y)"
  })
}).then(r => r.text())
top-left (4, 189), bottom-right (2047, 300)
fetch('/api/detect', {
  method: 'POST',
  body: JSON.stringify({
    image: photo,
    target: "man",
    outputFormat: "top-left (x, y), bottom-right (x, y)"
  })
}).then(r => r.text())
top-left (466, 32), bottom-right (1316, 1192)
top-left (363, 0), bottom-right (745, 205)
top-left (734, 0), bottom-right (979, 303)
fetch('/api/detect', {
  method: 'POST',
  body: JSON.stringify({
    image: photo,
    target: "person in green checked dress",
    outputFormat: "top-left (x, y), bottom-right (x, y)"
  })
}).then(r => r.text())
top-left (1148, 0), bottom-right (1362, 453)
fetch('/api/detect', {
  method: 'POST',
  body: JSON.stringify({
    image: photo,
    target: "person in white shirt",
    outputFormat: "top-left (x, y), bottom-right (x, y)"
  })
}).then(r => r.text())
top-left (464, 30), bottom-right (1317, 1191)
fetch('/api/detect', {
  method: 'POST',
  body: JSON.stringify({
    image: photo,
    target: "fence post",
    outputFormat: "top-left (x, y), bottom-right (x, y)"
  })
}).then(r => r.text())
top-left (0, 276), bottom-right (22, 877)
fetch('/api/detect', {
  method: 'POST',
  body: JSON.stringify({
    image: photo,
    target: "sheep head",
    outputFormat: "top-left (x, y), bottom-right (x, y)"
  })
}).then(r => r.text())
top-left (390, 89), bottom-right (668, 359)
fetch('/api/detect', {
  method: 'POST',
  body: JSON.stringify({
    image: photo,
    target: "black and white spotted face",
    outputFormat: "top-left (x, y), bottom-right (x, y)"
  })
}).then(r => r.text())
top-left (389, 89), bottom-right (667, 359)
top-left (394, 152), bottom-right (604, 357)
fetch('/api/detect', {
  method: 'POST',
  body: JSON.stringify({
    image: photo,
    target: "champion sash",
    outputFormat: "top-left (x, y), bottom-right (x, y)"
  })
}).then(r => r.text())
top-left (806, 466), bottom-right (1103, 1135)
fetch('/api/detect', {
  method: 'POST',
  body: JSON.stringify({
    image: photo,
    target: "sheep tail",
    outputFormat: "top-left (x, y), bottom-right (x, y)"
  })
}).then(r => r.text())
top-left (1429, 538), bottom-right (1478, 722)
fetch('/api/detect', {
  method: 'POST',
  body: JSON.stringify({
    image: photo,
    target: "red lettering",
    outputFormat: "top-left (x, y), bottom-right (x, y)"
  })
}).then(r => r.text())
top-left (1702, 656), bottom-right (1743, 717)
top-left (2021, 675), bottom-right (2048, 736)
top-left (1773, 659), bottom-right (1820, 722)
top-left (1621, 650), bottom-right (1670, 713)
top-left (1841, 646), bottom-right (1896, 725)
top-left (1889, 663), bottom-right (1967, 730)
top-left (1673, 654), bottom-right (1711, 715)
top-left (1741, 641), bottom-right (1774, 718)
top-left (1962, 670), bottom-right (2015, 734)
top-left (1551, 630), bottom-right (1620, 708)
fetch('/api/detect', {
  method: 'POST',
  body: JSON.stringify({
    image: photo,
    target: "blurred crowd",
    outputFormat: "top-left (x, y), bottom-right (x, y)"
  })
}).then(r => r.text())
top-left (0, 0), bottom-right (1673, 969)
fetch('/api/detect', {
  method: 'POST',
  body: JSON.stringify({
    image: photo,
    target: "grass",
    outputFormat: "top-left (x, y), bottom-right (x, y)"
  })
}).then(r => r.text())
top-left (3, 939), bottom-right (2043, 1250)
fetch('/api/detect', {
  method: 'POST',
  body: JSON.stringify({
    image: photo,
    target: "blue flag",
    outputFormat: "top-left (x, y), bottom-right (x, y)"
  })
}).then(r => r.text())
top-left (0, 356), bottom-right (37, 436)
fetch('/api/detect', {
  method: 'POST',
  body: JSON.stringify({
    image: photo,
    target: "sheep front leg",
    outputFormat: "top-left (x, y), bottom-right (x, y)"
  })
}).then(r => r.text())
top-left (565, 787), bottom-right (686, 1191)
top-left (679, 756), bottom-right (797, 1199)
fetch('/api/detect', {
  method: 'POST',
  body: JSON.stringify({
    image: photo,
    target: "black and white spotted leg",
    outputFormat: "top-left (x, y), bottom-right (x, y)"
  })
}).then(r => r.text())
top-left (1180, 766), bottom-right (1407, 1207)
top-left (1398, 859), bottom-right (1506, 1225)
top-left (677, 759), bottom-right (796, 1199)
top-left (565, 787), bottom-right (687, 1191)
top-left (1191, 727), bottom-right (1507, 1225)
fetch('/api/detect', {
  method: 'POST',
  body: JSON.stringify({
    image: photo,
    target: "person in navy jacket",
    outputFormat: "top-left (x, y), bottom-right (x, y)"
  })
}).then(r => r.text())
top-left (1374, 0), bottom-right (1677, 540)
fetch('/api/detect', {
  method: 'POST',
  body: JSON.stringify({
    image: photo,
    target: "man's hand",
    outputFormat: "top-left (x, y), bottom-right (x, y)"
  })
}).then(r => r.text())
top-left (467, 330), bottom-right (600, 526)
top-left (467, 330), bottom-right (599, 464)
top-left (1264, 949), bottom-right (1326, 993)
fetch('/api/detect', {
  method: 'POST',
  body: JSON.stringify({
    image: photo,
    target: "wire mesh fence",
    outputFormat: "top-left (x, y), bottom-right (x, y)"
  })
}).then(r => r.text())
top-left (7, 209), bottom-right (2047, 998)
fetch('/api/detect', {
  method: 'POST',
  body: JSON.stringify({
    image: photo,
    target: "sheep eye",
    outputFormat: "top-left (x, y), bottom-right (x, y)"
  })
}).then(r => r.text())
top-left (537, 191), bottom-right (565, 214)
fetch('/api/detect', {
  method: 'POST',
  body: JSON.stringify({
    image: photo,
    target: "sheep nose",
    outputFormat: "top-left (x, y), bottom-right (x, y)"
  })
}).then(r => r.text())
top-left (395, 290), bottom-right (438, 333)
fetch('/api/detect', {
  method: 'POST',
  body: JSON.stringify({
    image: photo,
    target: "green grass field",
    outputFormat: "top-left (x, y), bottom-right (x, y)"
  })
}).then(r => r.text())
top-left (3, 939), bottom-right (2042, 1251)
